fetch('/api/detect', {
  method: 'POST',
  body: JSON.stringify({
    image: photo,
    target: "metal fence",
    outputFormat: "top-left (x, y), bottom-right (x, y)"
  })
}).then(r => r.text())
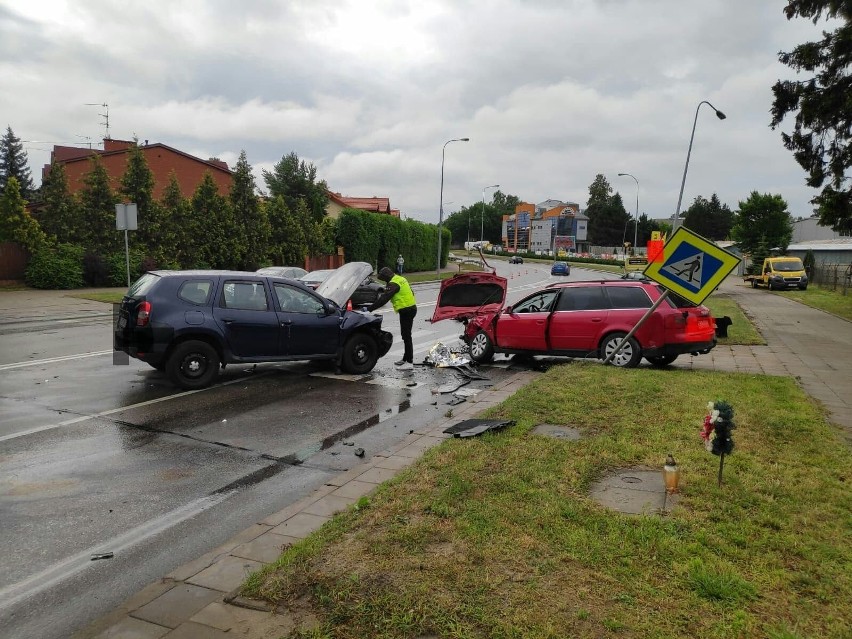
top-left (810, 262), bottom-right (852, 295)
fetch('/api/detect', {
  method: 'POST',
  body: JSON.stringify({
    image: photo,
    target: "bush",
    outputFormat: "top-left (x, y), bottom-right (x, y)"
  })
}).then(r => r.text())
top-left (82, 253), bottom-right (110, 287)
top-left (25, 244), bottom-right (85, 289)
top-left (106, 250), bottom-right (149, 287)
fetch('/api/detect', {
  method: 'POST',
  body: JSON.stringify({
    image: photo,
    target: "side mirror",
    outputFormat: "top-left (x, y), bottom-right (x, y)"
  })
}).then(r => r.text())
top-left (504, 305), bottom-right (513, 314)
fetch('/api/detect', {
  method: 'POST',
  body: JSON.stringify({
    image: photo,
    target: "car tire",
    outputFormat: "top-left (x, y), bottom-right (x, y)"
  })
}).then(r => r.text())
top-left (166, 340), bottom-right (220, 389)
top-left (341, 332), bottom-right (378, 374)
top-left (645, 354), bottom-right (678, 367)
top-left (469, 330), bottom-right (495, 363)
top-left (601, 332), bottom-right (641, 368)
top-left (798, 284), bottom-right (808, 290)
top-left (751, 279), bottom-right (758, 288)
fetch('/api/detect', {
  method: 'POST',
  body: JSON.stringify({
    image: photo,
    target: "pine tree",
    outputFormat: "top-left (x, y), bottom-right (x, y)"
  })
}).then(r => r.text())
top-left (35, 163), bottom-right (86, 244)
top-left (230, 150), bottom-right (270, 269)
top-left (119, 142), bottom-right (156, 253)
top-left (79, 154), bottom-right (119, 254)
top-left (262, 151), bottom-right (329, 224)
top-left (0, 126), bottom-right (36, 199)
top-left (267, 195), bottom-right (307, 266)
top-left (0, 177), bottom-right (47, 252)
top-left (191, 172), bottom-right (241, 269)
top-left (161, 172), bottom-right (194, 268)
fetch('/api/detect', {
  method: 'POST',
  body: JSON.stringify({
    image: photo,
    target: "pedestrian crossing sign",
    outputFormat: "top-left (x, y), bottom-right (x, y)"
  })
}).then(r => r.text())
top-left (643, 226), bottom-right (741, 305)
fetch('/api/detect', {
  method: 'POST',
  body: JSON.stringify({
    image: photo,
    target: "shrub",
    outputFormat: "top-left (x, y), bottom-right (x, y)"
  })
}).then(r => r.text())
top-left (82, 253), bottom-right (110, 287)
top-left (25, 244), bottom-right (85, 289)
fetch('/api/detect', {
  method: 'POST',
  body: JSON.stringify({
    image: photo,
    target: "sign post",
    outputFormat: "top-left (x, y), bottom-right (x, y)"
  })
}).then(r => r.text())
top-left (115, 203), bottom-right (138, 287)
top-left (603, 227), bottom-right (741, 364)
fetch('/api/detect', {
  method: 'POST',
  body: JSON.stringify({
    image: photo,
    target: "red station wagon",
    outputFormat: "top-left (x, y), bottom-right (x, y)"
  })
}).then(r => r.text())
top-left (432, 273), bottom-right (717, 367)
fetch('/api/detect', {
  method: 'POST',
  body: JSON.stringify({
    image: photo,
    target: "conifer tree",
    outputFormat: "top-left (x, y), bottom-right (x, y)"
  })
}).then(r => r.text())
top-left (78, 155), bottom-right (119, 254)
top-left (35, 163), bottom-right (86, 244)
top-left (230, 150), bottom-right (270, 269)
top-left (0, 177), bottom-right (47, 252)
top-left (161, 172), bottom-right (194, 268)
top-left (0, 126), bottom-right (36, 198)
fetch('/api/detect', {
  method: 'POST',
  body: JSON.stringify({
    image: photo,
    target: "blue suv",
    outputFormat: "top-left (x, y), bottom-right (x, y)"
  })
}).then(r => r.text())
top-left (114, 262), bottom-right (392, 389)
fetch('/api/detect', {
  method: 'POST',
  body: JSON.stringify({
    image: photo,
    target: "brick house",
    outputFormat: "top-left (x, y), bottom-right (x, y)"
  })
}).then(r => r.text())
top-left (42, 138), bottom-right (233, 199)
top-left (325, 192), bottom-right (397, 219)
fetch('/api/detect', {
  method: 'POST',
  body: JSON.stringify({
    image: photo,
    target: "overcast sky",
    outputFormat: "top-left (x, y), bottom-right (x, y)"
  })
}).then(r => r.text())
top-left (1, 0), bottom-right (836, 224)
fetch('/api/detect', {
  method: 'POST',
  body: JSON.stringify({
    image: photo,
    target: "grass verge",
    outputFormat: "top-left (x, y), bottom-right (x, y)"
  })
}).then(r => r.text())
top-left (67, 291), bottom-right (124, 304)
top-left (704, 295), bottom-right (765, 345)
top-left (242, 364), bottom-right (851, 639)
top-left (775, 286), bottom-right (852, 322)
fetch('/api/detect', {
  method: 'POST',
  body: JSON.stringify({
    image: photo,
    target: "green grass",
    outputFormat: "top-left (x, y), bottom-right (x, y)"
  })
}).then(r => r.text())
top-left (242, 365), bottom-right (852, 638)
top-left (704, 295), bottom-right (765, 345)
top-left (67, 291), bottom-right (124, 304)
top-left (775, 286), bottom-right (852, 322)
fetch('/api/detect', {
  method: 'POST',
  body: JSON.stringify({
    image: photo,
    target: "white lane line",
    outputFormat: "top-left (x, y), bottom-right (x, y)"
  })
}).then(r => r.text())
top-left (0, 375), bottom-right (261, 443)
top-left (0, 350), bottom-right (114, 371)
top-left (0, 491), bottom-right (233, 613)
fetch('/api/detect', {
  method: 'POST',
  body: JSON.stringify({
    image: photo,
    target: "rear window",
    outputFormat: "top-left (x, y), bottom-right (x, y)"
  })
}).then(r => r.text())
top-left (127, 273), bottom-right (159, 297)
top-left (438, 283), bottom-right (504, 309)
top-left (606, 286), bottom-right (653, 309)
top-left (178, 280), bottom-right (213, 305)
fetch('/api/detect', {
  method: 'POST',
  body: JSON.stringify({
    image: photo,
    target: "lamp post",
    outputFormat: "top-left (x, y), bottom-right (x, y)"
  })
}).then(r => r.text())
top-left (674, 100), bottom-right (726, 230)
top-left (481, 184), bottom-right (499, 243)
top-left (438, 137), bottom-right (469, 277)
top-left (618, 173), bottom-right (639, 254)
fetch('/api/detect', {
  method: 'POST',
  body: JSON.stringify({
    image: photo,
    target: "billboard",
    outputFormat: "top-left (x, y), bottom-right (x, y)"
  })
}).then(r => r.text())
top-left (554, 235), bottom-right (575, 250)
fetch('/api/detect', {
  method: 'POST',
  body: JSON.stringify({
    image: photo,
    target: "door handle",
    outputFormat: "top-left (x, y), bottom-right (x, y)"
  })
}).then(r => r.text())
top-left (280, 321), bottom-right (292, 326)
top-left (591, 318), bottom-right (603, 322)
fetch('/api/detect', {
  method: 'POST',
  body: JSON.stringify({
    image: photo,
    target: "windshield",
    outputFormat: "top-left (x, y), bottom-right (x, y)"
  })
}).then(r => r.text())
top-left (774, 259), bottom-right (804, 272)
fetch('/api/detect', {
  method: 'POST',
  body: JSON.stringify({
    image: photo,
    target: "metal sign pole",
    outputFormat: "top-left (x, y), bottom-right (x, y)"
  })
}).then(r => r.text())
top-left (603, 289), bottom-right (671, 364)
top-left (124, 228), bottom-right (130, 287)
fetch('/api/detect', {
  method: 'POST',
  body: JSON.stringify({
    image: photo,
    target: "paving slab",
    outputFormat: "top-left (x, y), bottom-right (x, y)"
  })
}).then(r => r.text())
top-left (131, 584), bottom-right (222, 629)
top-left (231, 533), bottom-right (299, 564)
top-left (93, 616), bottom-right (170, 639)
top-left (269, 512), bottom-right (330, 538)
top-left (185, 555), bottom-right (265, 593)
top-left (190, 602), bottom-right (297, 636)
top-left (160, 621), bottom-right (230, 638)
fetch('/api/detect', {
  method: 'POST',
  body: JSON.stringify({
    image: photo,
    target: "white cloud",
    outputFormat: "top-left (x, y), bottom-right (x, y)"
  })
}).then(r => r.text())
top-left (2, 0), bottom-right (837, 224)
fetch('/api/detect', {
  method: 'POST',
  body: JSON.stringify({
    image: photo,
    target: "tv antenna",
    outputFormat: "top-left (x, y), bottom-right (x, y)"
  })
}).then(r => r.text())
top-left (84, 102), bottom-right (110, 140)
top-left (74, 134), bottom-right (93, 148)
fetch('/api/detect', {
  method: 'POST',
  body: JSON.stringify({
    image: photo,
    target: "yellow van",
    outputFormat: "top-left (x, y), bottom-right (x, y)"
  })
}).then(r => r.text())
top-left (624, 256), bottom-right (648, 273)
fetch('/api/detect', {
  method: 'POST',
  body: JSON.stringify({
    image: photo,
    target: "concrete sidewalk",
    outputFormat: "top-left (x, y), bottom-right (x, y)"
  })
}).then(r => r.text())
top-left (3, 278), bottom-right (849, 637)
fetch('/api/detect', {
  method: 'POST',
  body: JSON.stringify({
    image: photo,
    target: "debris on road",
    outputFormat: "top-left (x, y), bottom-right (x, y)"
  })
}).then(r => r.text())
top-left (354, 448), bottom-right (365, 457)
top-left (91, 552), bottom-right (114, 561)
top-left (443, 419), bottom-right (515, 438)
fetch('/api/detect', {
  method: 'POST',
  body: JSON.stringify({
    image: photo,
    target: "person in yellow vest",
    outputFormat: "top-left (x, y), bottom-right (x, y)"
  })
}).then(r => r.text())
top-left (369, 267), bottom-right (417, 370)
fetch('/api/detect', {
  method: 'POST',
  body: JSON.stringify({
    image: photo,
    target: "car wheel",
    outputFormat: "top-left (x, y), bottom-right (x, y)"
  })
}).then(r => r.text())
top-left (469, 330), bottom-right (495, 363)
top-left (341, 332), bottom-right (378, 374)
top-left (798, 284), bottom-right (808, 290)
top-left (645, 354), bottom-right (678, 367)
top-left (751, 279), bottom-right (758, 288)
top-left (601, 332), bottom-right (641, 368)
top-left (167, 340), bottom-right (220, 389)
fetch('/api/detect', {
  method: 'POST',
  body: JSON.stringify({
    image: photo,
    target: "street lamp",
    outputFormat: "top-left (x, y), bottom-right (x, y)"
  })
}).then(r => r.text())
top-left (618, 173), bottom-right (639, 253)
top-left (674, 100), bottom-right (726, 230)
top-left (481, 184), bottom-right (499, 243)
top-left (438, 137), bottom-right (470, 277)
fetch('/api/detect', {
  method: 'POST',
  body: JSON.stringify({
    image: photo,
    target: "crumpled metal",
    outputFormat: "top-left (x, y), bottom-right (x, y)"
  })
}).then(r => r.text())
top-left (425, 341), bottom-right (471, 368)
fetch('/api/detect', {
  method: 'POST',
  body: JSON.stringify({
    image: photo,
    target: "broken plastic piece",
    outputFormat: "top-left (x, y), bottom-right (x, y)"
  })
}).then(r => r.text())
top-left (91, 552), bottom-right (114, 561)
top-left (443, 419), bottom-right (515, 438)
top-left (425, 341), bottom-right (471, 367)
top-left (354, 448), bottom-right (365, 457)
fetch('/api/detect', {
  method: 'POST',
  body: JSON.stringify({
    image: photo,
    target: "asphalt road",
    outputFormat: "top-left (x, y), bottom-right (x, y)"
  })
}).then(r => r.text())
top-left (0, 258), bottom-right (587, 639)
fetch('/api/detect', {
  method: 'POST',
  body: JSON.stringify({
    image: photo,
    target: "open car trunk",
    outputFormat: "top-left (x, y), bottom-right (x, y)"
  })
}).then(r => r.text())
top-left (431, 272), bottom-right (507, 323)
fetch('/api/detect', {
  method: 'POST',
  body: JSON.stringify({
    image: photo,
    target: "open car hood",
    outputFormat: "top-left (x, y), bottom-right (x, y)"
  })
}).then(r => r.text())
top-left (316, 262), bottom-right (374, 308)
top-left (432, 272), bottom-right (507, 323)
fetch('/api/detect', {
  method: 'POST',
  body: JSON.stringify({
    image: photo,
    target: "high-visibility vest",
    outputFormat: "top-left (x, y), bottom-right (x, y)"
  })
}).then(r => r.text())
top-left (389, 274), bottom-right (415, 312)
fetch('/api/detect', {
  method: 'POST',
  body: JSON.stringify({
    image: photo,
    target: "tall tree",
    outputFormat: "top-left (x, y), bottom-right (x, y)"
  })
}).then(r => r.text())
top-left (230, 150), bottom-right (269, 269)
top-left (731, 192), bottom-right (794, 255)
top-left (267, 195), bottom-right (307, 266)
top-left (119, 141), bottom-right (164, 255)
top-left (683, 194), bottom-right (735, 240)
top-left (0, 126), bottom-right (36, 199)
top-left (585, 175), bottom-right (630, 246)
top-left (78, 154), bottom-right (119, 254)
top-left (262, 151), bottom-right (329, 224)
top-left (0, 177), bottom-right (47, 251)
top-left (161, 172), bottom-right (194, 268)
top-left (191, 171), bottom-right (241, 269)
top-left (770, 1), bottom-right (852, 233)
top-left (35, 163), bottom-right (86, 244)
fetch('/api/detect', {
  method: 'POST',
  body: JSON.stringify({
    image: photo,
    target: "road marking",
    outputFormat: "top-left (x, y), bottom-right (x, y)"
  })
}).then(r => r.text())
top-left (0, 349), bottom-right (114, 371)
top-left (0, 492), bottom-right (234, 613)
top-left (0, 375), bottom-right (261, 443)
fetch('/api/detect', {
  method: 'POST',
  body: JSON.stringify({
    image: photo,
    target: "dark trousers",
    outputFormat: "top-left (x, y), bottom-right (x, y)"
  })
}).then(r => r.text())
top-left (398, 305), bottom-right (417, 363)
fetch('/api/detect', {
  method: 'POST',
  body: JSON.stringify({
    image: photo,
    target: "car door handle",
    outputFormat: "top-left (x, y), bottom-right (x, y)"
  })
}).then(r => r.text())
top-left (222, 319), bottom-right (235, 324)
top-left (591, 318), bottom-right (603, 322)
top-left (280, 321), bottom-right (292, 326)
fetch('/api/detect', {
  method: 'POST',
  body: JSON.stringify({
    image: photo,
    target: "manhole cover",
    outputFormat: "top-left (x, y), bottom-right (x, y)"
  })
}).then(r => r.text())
top-left (531, 424), bottom-right (583, 441)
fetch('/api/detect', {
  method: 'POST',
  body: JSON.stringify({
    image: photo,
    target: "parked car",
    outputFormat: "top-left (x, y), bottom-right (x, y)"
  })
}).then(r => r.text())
top-left (256, 266), bottom-right (307, 279)
top-left (551, 261), bottom-right (570, 275)
top-left (432, 274), bottom-right (716, 367)
top-left (300, 269), bottom-right (385, 308)
top-left (114, 262), bottom-right (392, 389)
top-left (508, 255), bottom-right (524, 264)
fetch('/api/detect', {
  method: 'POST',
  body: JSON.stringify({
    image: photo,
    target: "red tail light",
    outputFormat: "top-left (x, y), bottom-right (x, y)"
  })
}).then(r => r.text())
top-left (346, 299), bottom-right (353, 311)
top-left (136, 301), bottom-right (151, 326)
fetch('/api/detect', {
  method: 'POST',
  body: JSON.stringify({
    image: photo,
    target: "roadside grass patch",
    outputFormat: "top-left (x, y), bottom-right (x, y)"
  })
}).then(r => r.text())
top-left (243, 364), bottom-right (851, 638)
top-left (775, 286), bottom-right (852, 322)
top-left (67, 291), bottom-right (124, 304)
top-left (704, 295), bottom-right (764, 345)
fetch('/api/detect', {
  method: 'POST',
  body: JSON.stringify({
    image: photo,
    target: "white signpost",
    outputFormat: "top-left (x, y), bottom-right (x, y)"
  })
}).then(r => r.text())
top-left (115, 203), bottom-right (138, 287)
